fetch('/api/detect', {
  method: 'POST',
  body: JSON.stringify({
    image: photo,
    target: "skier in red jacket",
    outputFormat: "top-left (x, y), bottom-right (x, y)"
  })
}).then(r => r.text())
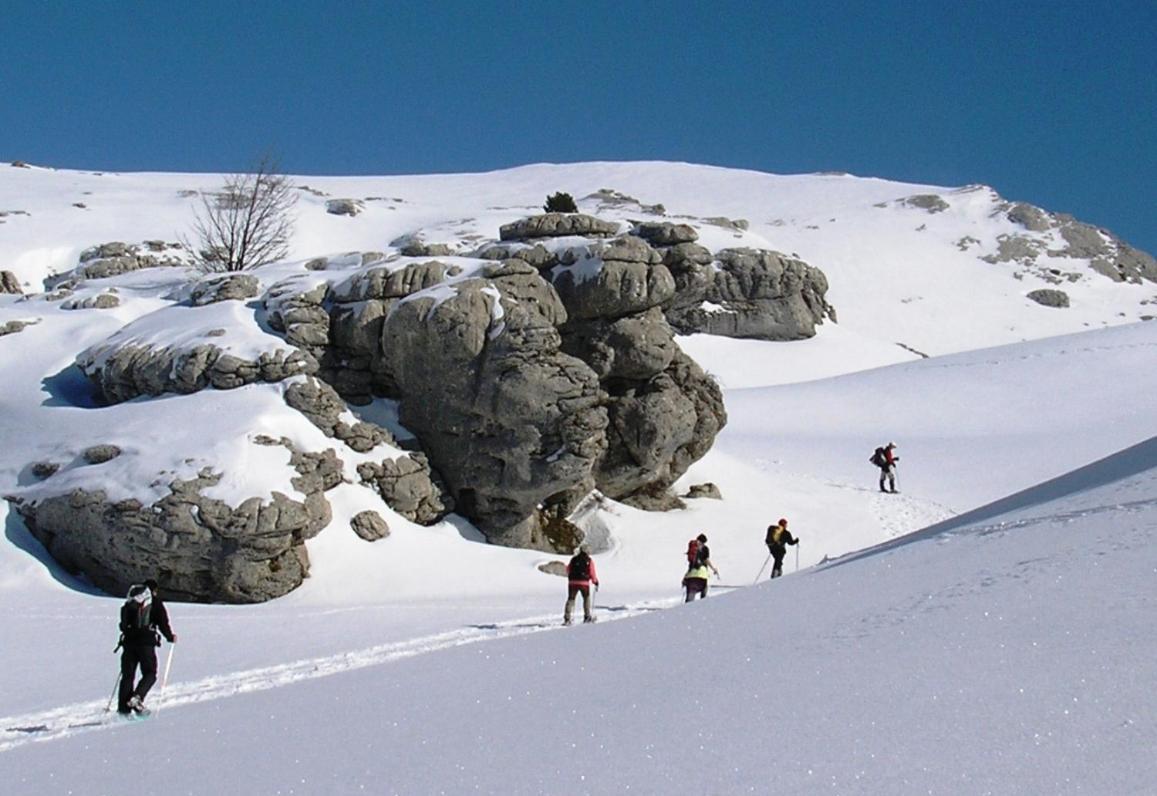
top-left (564, 545), bottom-right (599, 625)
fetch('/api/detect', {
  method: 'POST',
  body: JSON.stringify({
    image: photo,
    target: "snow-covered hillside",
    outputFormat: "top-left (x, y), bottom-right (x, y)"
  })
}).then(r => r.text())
top-left (3, 161), bottom-right (1153, 360)
top-left (1, 161), bottom-right (1154, 793)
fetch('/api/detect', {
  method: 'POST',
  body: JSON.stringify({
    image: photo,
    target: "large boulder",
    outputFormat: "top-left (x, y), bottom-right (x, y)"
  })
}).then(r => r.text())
top-left (632, 222), bottom-right (698, 246)
top-left (9, 439), bottom-right (342, 603)
top-left (666, 248), bottom-right (832, 340)
top-left (499, 213), bottom-right (620, 241)
top-left (1, 270), bottom-right (21, 294)
top-left (190, 273), bottom-right (260, 305)
top-left (379, 273), bottom-right (607, 546)
top-left (551, 238), bottom-right (675, 321)
top-left (79, 340), bottom-right (315, 404)
top-left (70, 241), bottom-right (190, 281)
top-left (594, 351), bottom-right (726, 503)
top-left (357, 453), bottom-right (453, 525)
top-left (560, 307), bottom-right (678, 381)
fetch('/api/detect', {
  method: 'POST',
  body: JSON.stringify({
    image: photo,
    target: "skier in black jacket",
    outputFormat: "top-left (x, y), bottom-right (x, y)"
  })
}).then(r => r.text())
top-left (117, 578), bottom-right (176, 716)
top-left (765, 518), bottom-right (800, 579)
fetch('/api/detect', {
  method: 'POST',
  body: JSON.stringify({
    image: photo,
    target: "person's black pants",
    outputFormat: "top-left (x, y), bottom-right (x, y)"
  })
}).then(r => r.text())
top-left (118, 642), bottom-right (158, 712)
top-left (769, 544), bottom-right (786, 578)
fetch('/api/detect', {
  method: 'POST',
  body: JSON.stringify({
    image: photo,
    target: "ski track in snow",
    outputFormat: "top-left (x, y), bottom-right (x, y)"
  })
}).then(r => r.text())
top-left (0, 594), bottom-right (691, 752)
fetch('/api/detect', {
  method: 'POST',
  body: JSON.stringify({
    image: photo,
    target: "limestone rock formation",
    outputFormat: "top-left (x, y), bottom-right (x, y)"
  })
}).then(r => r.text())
top-left (62, 292), bottom-right (120, 310)
top-left (378, 272), bottom-right (607, 546)
top-left (325, 198), bottom-right (364, 216)
top-left (356, 453), bottom-right (453, 525)
top-left (537, 560), bottom-right (568, 577)
top-left (499, 213), bottom-right (620, 241)
top-left (903, 194), bottom-right (950, 213)
top-left (666, 248), bottom-right (832, 340)
top-left (82, 444), bottom-right (121, 464)
top-left (685, 482), bottom-right (722, 500)
top-left (190, 274), bottom-right (260, 305)
top-left (1027, 288), bottom-right (1070, 308)
top-left (987, 201), bottom-right (1157, 285)
top-left (10, 438), bottom-right (342, 603)
top-left (0, 319), bottom-right (39, 336)
top-left (79, 338), bottom-right (315, 404)
top-left (351, 510), bottom-right (390, 541)
top-left (70, 241), bottom-right (191, 281)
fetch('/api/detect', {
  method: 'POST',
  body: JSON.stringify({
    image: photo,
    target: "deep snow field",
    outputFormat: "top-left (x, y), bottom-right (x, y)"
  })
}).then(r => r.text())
top-left (0, 161), bottom-right (1154, 794)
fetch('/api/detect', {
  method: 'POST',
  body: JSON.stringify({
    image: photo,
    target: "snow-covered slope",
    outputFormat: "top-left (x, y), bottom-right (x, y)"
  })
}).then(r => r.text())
top-left (3, 436), bottom-right (1154, 794)
top-left (1, 161), bottom-right (1155, 793)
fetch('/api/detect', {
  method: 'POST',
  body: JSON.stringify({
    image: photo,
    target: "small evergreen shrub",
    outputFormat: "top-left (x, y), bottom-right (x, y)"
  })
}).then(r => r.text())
top-left (543, 192), bottom-right (578, 213)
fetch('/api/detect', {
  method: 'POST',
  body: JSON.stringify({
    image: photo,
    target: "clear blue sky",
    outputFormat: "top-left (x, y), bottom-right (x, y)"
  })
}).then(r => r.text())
top-left (2, 1), bottom-right (1154, 252)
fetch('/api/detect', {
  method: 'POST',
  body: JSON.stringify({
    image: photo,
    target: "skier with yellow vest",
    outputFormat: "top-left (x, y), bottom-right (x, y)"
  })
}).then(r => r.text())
top-left (765, 518), bottom-right (799, 579)
top-left (682, 533), bottom-right (719, 602)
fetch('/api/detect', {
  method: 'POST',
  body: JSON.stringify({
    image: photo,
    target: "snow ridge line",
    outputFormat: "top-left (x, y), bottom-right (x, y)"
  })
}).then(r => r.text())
top-left (0, 596), bottom-right (681, 752)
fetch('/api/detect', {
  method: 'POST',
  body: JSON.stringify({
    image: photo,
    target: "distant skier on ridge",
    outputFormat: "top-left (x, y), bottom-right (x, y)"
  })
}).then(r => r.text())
top-left (765, 518), bottom-right (800, 579)
top-left (563, 545), bottom-right (599, 625)
top-left (115, 578), bottom-right (176, 717)
top-left (871, 442), bottom-right (899, 493)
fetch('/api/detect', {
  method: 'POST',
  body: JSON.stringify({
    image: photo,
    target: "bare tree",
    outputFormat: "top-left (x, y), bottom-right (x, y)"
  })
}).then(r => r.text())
top-left (188, 156), bottom-right (297, 272)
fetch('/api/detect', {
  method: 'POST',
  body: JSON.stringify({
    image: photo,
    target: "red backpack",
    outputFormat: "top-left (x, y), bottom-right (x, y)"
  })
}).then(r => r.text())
top-left (686, 539), bottom-right (700, 567)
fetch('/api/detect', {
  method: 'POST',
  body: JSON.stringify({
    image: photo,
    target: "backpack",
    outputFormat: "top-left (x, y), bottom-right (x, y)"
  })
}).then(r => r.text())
top-left (870, 447), bottom-right (887, 467)
top-left (121, 584), bottom-right (152, 632)
top-left (569, 553), bottom-right (591, 581)
top-left (767, 525), bottom-right (784, 545)
top-left (686, 539), bottom-right (700, 567)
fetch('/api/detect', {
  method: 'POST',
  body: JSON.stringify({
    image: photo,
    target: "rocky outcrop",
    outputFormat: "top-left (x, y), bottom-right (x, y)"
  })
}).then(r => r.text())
top-left (62, 293), bottom-right (120, 310)
top-left (82, 444), bottom-right (121, 464)
top-left (325, 261), bottom-right (464, 402)
top-left (537, 560), bottom-right (568, 577)
top-left (633, 222), bottom-right (698, 247)
top-left (560, 307), bottom-right (677, 381)
top-left (595, 351), bottom-right (725, 504)
top-left (263, 280), bottom-right (330, 364)
top-left (351, 510), bottom-right (390, 541)
top-left (283, 377), bottom-right (393, 453)
top-left (356, 454), bottom-right (453, 525)
top-left (378, 271), bottom-right (607, 546)
top-left (551, 238), bottom-right (674, 321)
top-left (666, 248), bottom-right (832, 340)
top-left (79, 340), bottom-right (315, 404)
top-left (0, 319), bottom-right (38, 337)
top-left (1, 270), bottom-right (21, 294)
top-left (990, 202), bottom-right (1157, 284)
top-left (1027, 289), bottom-right (1070, 308)
top-left (9, 438), bottom-right (342, 603)
top-left (313, 218), bottom-right (734, 540)
top-left (70, 241), bottom-right (191, 281)
top-left (685, 482), bottom-right (722, 500)
top-left (500, 213), bottom-right (620, 241)
top-left (190, 274), bottom-right (260, 305)
top-left (903, 194), bottom-right (949, 213)
top-left (326, 199), bottom-right (364, 216)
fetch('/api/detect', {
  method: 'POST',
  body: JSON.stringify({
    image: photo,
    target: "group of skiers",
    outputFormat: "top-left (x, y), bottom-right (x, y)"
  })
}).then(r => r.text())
top-left (115, 443), bottom-right (900, 703)
top-left (561, 441), bottom-right (901, 622)
top-left (561, 517), bottom-right (802, 623)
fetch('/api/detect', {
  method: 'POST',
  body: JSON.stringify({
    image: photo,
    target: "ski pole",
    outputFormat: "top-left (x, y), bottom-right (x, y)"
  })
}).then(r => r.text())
top-left (752, 552), bottom-right (772, 585)
top-left (105, 672), bottom-right (122, 713)
top-left (795, 542), bottom-right (800, 573)
top-left (157, 644), bottom-right (175, 709)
